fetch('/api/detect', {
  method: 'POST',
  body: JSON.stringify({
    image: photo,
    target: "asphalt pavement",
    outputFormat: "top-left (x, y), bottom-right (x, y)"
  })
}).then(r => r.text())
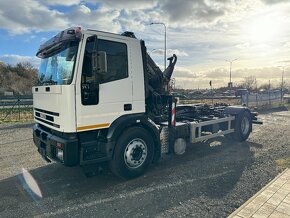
top-left (0, 110), bottom-right (290, 218)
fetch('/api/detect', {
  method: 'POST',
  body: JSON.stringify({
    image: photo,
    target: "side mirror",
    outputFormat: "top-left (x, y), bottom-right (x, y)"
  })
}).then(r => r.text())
top-left (92, 51), bottom-right (107, 73)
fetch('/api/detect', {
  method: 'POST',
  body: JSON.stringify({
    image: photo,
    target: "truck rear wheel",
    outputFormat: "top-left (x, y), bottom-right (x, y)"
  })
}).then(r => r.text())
top-left (110, 127), bottom-right (154, 179)
top-left (227, 111), bottom-right (252, 142)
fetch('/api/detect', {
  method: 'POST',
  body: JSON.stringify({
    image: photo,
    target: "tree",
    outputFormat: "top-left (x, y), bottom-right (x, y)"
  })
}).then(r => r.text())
top-left (241, 76), bottom-right (257, 91)
top-left (258, 83), bottom-right (270, 92)
top-left (0, 62), bottom-right (37, 95)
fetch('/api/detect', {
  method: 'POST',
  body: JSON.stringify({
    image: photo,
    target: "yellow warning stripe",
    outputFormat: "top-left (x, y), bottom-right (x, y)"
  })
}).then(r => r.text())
top-left (77, 123), bottom-right (110, 131)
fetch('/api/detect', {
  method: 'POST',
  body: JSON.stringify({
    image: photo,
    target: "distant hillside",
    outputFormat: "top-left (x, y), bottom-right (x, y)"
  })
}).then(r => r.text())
top-left (0, 61), bottom-right (37, 95)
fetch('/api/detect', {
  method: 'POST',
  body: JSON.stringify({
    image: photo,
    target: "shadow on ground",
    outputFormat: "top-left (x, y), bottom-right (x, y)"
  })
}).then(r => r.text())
top-left (0, 137), bottom-right (262, 217)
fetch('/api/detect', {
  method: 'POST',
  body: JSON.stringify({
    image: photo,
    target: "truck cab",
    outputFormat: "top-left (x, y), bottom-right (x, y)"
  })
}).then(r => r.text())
top-left (34, 27), bottom-right (145, 134)
top-left (33, 27), bottom-right (167, 177)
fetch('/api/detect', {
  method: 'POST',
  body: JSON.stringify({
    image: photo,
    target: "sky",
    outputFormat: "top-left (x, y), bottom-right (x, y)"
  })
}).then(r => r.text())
top-left (0, 0), bottom-right (290, 89)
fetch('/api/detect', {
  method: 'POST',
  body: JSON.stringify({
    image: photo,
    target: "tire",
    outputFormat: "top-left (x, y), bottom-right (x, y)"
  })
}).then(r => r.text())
top-left (110, 127), bottom-right (154, 179)
top-left (226, 111), bottom-right (252, 142)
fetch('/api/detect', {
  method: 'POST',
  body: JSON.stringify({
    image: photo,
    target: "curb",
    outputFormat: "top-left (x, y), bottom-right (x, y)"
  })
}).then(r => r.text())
top-left (0, 122), bottom-right (35, 130)
top-left (228, 168), bottom-right (289, 217)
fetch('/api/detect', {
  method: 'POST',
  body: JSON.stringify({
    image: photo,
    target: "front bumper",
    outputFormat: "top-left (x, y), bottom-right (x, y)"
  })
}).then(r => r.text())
top-left (33, 124), bottom-right (79, 166)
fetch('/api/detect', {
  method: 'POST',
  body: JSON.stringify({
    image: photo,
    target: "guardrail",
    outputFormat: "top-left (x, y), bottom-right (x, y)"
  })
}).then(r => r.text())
top-left (0, 95), bottom-right (32, 106)
top-left (0, 95), bottom-right (33, 122)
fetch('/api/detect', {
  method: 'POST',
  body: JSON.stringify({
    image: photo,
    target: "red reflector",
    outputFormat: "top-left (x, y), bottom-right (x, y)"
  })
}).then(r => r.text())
top-left (56, 142), bottom-right (62, 149)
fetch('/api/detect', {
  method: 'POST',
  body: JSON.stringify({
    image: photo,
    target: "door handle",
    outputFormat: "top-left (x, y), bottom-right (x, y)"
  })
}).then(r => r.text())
top-left (124, 104), bottom-right (132, 111)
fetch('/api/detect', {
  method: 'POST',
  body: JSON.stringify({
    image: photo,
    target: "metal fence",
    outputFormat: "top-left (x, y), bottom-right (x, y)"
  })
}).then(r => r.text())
top-left (0, 92), bottom-right (286, 122)
top-left (241, 91), bottom-right (283, 107)
top-left (0, 95), bottom-right (33, 122)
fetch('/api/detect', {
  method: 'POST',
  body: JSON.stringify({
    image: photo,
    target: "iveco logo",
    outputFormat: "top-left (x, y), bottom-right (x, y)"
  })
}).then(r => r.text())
top-left (40, 113), bottom-right (46, 119)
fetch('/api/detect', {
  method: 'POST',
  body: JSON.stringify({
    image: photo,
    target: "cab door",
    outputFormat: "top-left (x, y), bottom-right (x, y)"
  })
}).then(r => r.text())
top-left (75, 34), bottom-right (133, 132)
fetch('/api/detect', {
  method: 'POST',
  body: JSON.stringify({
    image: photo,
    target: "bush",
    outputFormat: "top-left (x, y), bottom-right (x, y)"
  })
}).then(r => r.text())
top-left (0, 62), bottom-right (37, 95)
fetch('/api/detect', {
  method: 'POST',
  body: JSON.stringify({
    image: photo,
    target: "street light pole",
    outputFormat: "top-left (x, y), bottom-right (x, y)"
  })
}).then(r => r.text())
top-left (282, 68), bottom-right (284, 103)
top-left (225, 58), bottom-right (238, 94)
top-left (277, 66), bottom-right (285, 103)
top-left (281, 67), bottom-right (284, 103)
top-left (150, 22), bottom-right (166, 71)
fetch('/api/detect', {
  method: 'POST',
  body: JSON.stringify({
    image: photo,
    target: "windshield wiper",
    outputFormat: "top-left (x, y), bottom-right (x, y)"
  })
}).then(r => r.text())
top-left (42, 80), bottom-right (57, 85)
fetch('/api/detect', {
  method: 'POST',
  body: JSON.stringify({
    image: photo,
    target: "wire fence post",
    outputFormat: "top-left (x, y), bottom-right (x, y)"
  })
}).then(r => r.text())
top-left (18, 96), bottom-right (20, 120)
top-left (268, 80), bottom-right (271, 107)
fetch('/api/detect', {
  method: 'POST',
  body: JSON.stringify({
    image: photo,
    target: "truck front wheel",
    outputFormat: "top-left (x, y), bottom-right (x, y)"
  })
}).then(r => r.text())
top-left (110, 127), bottom-right (154, 179)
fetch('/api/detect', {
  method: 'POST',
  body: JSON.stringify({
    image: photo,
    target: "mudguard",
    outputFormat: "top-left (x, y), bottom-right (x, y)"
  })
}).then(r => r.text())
top-left (106, 113), bottom-right (161, 162)
top-left (223, 106), bottom-right (251, 116)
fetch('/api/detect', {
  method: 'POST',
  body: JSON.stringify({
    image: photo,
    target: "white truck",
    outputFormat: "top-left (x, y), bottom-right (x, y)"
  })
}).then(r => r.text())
top-left (32, 27), bottom-right (261, 179)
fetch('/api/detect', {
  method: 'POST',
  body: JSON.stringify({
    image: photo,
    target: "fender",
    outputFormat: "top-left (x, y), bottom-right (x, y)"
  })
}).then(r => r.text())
top-left (223, 106), bottom-right (251, 116)
top-left (106, 113), bottom-right (161, 162)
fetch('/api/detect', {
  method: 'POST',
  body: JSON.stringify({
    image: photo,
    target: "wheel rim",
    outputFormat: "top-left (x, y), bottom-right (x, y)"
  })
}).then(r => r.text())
top-left (124, 138), bottom-right (147, 169)
top-left (241, 116), bottom-right (250, 136)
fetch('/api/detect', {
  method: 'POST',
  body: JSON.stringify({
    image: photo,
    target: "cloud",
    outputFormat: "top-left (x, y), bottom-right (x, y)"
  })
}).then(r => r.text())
top-left (149, 49), bottom-right (188, 57)
top-left (0, 54), bottom-right (40, 67)
top-left (39, 0), bottom-right (81, 6)
top-left (261, 0), bottom-right (290, 5)
top-left (89, 0), bottom-right (157, 10)
top-left (174, 66), bottom-right (198, 78)
top-left (177, 65), bottom-right (289, 89)
top-left (0, 0), bottom-right (67, 34)
top-left (234, 67), bottom-right (285, 80)
top-left (0, 0), bottom-right (121, 35)
top-left (66, 5), bottom-right (121, 33)
top-left (0, 0), bottom-right (252, 36)
top-left (204, 68), bottom-right (229, 78)
top-left (159, 0), bottom-right (225, 25)
top-left (167, 49), bottom-right (188, 57)
top-left (8, 0), bottom-right (229, 36)
top-left (279, 59), bottom-right (290, 64)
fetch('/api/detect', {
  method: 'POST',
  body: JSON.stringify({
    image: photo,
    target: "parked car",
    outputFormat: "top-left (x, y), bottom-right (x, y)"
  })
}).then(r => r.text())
top-left (222, 90), bottom-right (235, 96)
top-left (172, 92), bottom-right (188, 100)
top-left (188, 90), bottom-right (203, 98)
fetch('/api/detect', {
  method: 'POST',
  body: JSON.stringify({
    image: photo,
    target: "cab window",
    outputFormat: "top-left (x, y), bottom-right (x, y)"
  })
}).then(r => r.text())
top-left (81, 36), bottom-right (128, 105)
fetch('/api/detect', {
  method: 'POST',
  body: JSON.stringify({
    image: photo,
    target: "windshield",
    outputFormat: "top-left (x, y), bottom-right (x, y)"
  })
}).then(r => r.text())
top-left (37, 41), bottom-right (79, 85)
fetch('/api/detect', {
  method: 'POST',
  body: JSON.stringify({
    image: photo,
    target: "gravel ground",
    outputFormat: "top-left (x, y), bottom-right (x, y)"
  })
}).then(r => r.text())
top-left (0, 110), bottom-right (290, 218)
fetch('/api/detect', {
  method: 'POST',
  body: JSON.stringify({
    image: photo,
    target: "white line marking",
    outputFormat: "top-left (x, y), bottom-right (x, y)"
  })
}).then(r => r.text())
top-left (37, 170), bottom-right (233, 217)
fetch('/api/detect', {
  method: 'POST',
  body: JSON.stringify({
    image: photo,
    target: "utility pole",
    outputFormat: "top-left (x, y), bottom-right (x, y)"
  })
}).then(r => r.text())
top-left (278, 66), bottom-right (285, 103)
top-left (210, 80), bottom-right (213, 104)
top-left (225, 58), bottom-right (238, 95)
top-left (269, 80), bottom-right (271, 106)
top-left (255, 77), bottom-right (258, 108)
top-left (281, 67), bottom-right (284, 103)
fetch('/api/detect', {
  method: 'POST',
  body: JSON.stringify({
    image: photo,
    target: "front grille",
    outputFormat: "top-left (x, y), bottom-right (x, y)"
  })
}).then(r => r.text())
top-left (46, 115), bottom-right (54, 122)
top-left (35, 117), bottom-right (60, 128)
top-left (34, 108), bottom-right (59, 116)
top-left (34, 108), bottom-right (60, 128)
top-left (35, 112), bottom-right (54, 122)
